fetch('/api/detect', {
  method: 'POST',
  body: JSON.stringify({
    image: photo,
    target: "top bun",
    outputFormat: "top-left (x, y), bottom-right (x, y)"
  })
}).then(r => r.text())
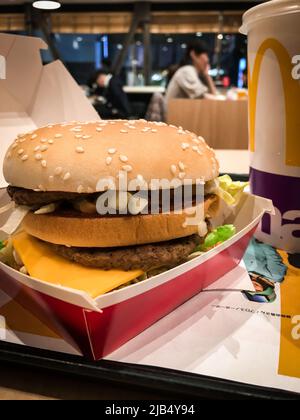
top-left (3, 120), bottom-right (219, 193)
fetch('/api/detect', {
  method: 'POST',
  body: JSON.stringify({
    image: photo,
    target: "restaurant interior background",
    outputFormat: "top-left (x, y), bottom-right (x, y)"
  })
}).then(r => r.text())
top-left (0, 0), bottom-right (266, 152)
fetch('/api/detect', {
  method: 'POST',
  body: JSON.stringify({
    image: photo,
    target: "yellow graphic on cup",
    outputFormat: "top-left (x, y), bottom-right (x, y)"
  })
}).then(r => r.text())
top-left (249, 38), bottom-right (300, 167)
top-left (278, 250), bottom-right (300, 379)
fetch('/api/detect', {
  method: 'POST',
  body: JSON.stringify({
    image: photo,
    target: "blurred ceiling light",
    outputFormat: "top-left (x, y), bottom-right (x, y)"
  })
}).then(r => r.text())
top-left (181, 43), bottom-right (187, 49)
top-left (217, 34), bottom-right (224, 40)
top-left (167, 37), bottom-right (173, 43)
top-left (33, 1), bottom-right (61, 10)
top-left (76, 36), bottom-right (83, 42)
top-left (117, 44), bottom-right (123, 50)
top-left (196, 32), bottom-right (203, 37)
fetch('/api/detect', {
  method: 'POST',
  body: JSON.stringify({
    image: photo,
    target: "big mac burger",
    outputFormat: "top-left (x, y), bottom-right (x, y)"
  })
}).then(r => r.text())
top-left (0, 120), bottom-right (246, 295)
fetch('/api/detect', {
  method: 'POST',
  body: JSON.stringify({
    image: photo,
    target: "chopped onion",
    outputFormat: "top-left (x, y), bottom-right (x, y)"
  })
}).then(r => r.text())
top-left (34, 203), bottom-right (58, 215)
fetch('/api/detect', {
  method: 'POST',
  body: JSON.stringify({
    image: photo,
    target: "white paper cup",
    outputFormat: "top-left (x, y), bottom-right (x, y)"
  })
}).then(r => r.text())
top-left (241, 0), bottom-right (300, 253)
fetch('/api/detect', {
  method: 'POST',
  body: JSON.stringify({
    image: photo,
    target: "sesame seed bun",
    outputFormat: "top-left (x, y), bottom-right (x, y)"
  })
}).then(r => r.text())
top-left (4, 120), bottom-right (219, 193)
top-left (22, 195), bottom-right (219, 247)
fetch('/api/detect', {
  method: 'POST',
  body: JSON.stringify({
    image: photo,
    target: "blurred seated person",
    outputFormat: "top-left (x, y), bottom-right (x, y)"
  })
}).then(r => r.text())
top-left (165, 40), bottom-right (218, 107)
top-left (90, 69), bottom-right (131, 119)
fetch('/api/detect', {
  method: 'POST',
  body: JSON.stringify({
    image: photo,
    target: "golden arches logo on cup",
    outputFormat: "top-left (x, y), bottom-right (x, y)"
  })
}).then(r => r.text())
top-left (249, 38), bottom-right (300, 167)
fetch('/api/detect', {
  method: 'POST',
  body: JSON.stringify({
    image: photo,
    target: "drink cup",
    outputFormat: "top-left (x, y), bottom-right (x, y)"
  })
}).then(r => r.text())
top-left (241, 0), bottom-right (300, 253)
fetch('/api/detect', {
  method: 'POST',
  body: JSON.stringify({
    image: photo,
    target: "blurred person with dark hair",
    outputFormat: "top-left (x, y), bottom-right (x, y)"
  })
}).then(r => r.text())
top-left (89, 69), bottom-right (131, 119)
top-left (165, 40), bottom-right (217, 106)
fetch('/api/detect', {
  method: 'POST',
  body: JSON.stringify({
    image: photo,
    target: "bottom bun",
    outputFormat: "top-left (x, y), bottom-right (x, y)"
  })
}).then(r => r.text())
top-left (22, 196), bottom-right (219, 248)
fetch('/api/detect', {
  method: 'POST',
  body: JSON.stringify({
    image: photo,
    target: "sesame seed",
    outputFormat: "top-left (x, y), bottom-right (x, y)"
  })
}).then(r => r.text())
top-left (142, 128), bottom-right (151, 133)
top-left (41, 145), bottom-right (48, 152)
top-left (128, 126), bottom-right (136, 129)
top-left (21, 155), bottom-right (28, 161)
top-left (71, 127), bottom-right (82, 133)
top-left (192, 138), bottom-right (200, 145)
top-left (179, 172), bottom-right (186, 180)
top-left (75, 134), bottom-right (83, 139)
top-left (106, 157), bottom-right (113, 165)
top-left (41, 160), bottom-right (47, 168)
top-left (63, 172), bottom-right (71, 181)
top-left (47, 125), bottom-right (53, 128)
top-left (120, 129), bottom-right (128, 134)
top-left (34, 146), bottom-right (41, 152)
top-left (181, 143), bottom-right (190, 151)
top-left (31, 134), bottom-right (38, 140)
top-left (77, 185), bottom-right (85, 194)
top-left (54, 167), bottom-right (63, 176)
top-left (170, 165), bottom-right (177, 175)
top-left (119, 155), bottom-right (128, 163)
top-left (108, 148), bottom-right (117, 155)
top-left (82, 135), bottom-right (91, 139)
top-left (197, 150), bottom-right (203, 156)
top-left (122, 165), bottom-right (133, 172)
top-left (12, 144), bottom-right (18, 149)
top-left (54, 134), bottom-right (62, 138)
top-left (192, 146), bottom-right (198, 152)
top-left (48, 139), bottom-right (54, 144)
top-left (35, 153), bottom-right (42, 160)
top-left (76, 146), bottom-right (85, 153)
top-left (41, 138), bottom-right (48, 143)
top-left (18, 149), bottom-right (24, 155)
top-left (96, 128), bottom-right (103, 132)
top-left (177, 130), bottom-right (184, 135)
top-left (179, 161), bottom-right (185, 171)
top-left (151, 129), bottom-right (157, 133)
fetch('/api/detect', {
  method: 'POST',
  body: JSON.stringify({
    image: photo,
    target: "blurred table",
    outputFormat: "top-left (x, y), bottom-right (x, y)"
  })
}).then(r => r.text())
top-left (167, 99), bottom-right (248, 150)
top-left (123, 86), bottom-right (165, 94)
top-left (215, 149), bottom-right (249, 176)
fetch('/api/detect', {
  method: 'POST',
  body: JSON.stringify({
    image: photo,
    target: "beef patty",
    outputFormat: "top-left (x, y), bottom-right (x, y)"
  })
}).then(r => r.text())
top-left (7, 186), bottom-right (93, 206)
top-left (51, 234), bottom-right (201, 271)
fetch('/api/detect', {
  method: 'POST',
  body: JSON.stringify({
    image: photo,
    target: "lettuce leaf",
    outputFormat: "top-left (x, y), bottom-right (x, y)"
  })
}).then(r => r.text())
top-left (195, 224), bottom-right (236, 252)
top-left (217, 175), bottom-right (249, 206)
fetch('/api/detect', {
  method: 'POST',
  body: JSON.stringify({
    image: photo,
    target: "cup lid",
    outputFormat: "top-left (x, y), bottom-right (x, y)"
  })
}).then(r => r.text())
top-left (240, 0), bottom-right (300, 34)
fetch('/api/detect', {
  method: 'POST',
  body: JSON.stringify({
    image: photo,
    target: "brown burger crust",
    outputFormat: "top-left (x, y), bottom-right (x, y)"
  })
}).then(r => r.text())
top-left (4, 120), bottom-right (219, 193)
top-left (22, 196), bottom-right (219, 248)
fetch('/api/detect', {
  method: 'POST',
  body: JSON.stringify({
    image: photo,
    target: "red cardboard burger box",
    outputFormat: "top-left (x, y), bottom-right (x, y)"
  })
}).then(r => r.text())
top-left (0, 34), bottom-right (273, 360)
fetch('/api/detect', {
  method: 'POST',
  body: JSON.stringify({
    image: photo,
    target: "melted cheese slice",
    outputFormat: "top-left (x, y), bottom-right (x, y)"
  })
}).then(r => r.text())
top-left (12, 232), bottom-right (143, 298)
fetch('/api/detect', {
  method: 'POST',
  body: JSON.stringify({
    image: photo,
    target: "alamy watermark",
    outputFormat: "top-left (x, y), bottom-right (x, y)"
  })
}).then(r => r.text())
top-left (0, 315), bottom-right (6, 340)
top-left (0, 55), bottom-right (6, 80)
top-left (292, 315), bottom-right (300, 341)
top-left (292, 55), bottom-right (300, 80)
top-left (95, 171), bottom-right (207, 227)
